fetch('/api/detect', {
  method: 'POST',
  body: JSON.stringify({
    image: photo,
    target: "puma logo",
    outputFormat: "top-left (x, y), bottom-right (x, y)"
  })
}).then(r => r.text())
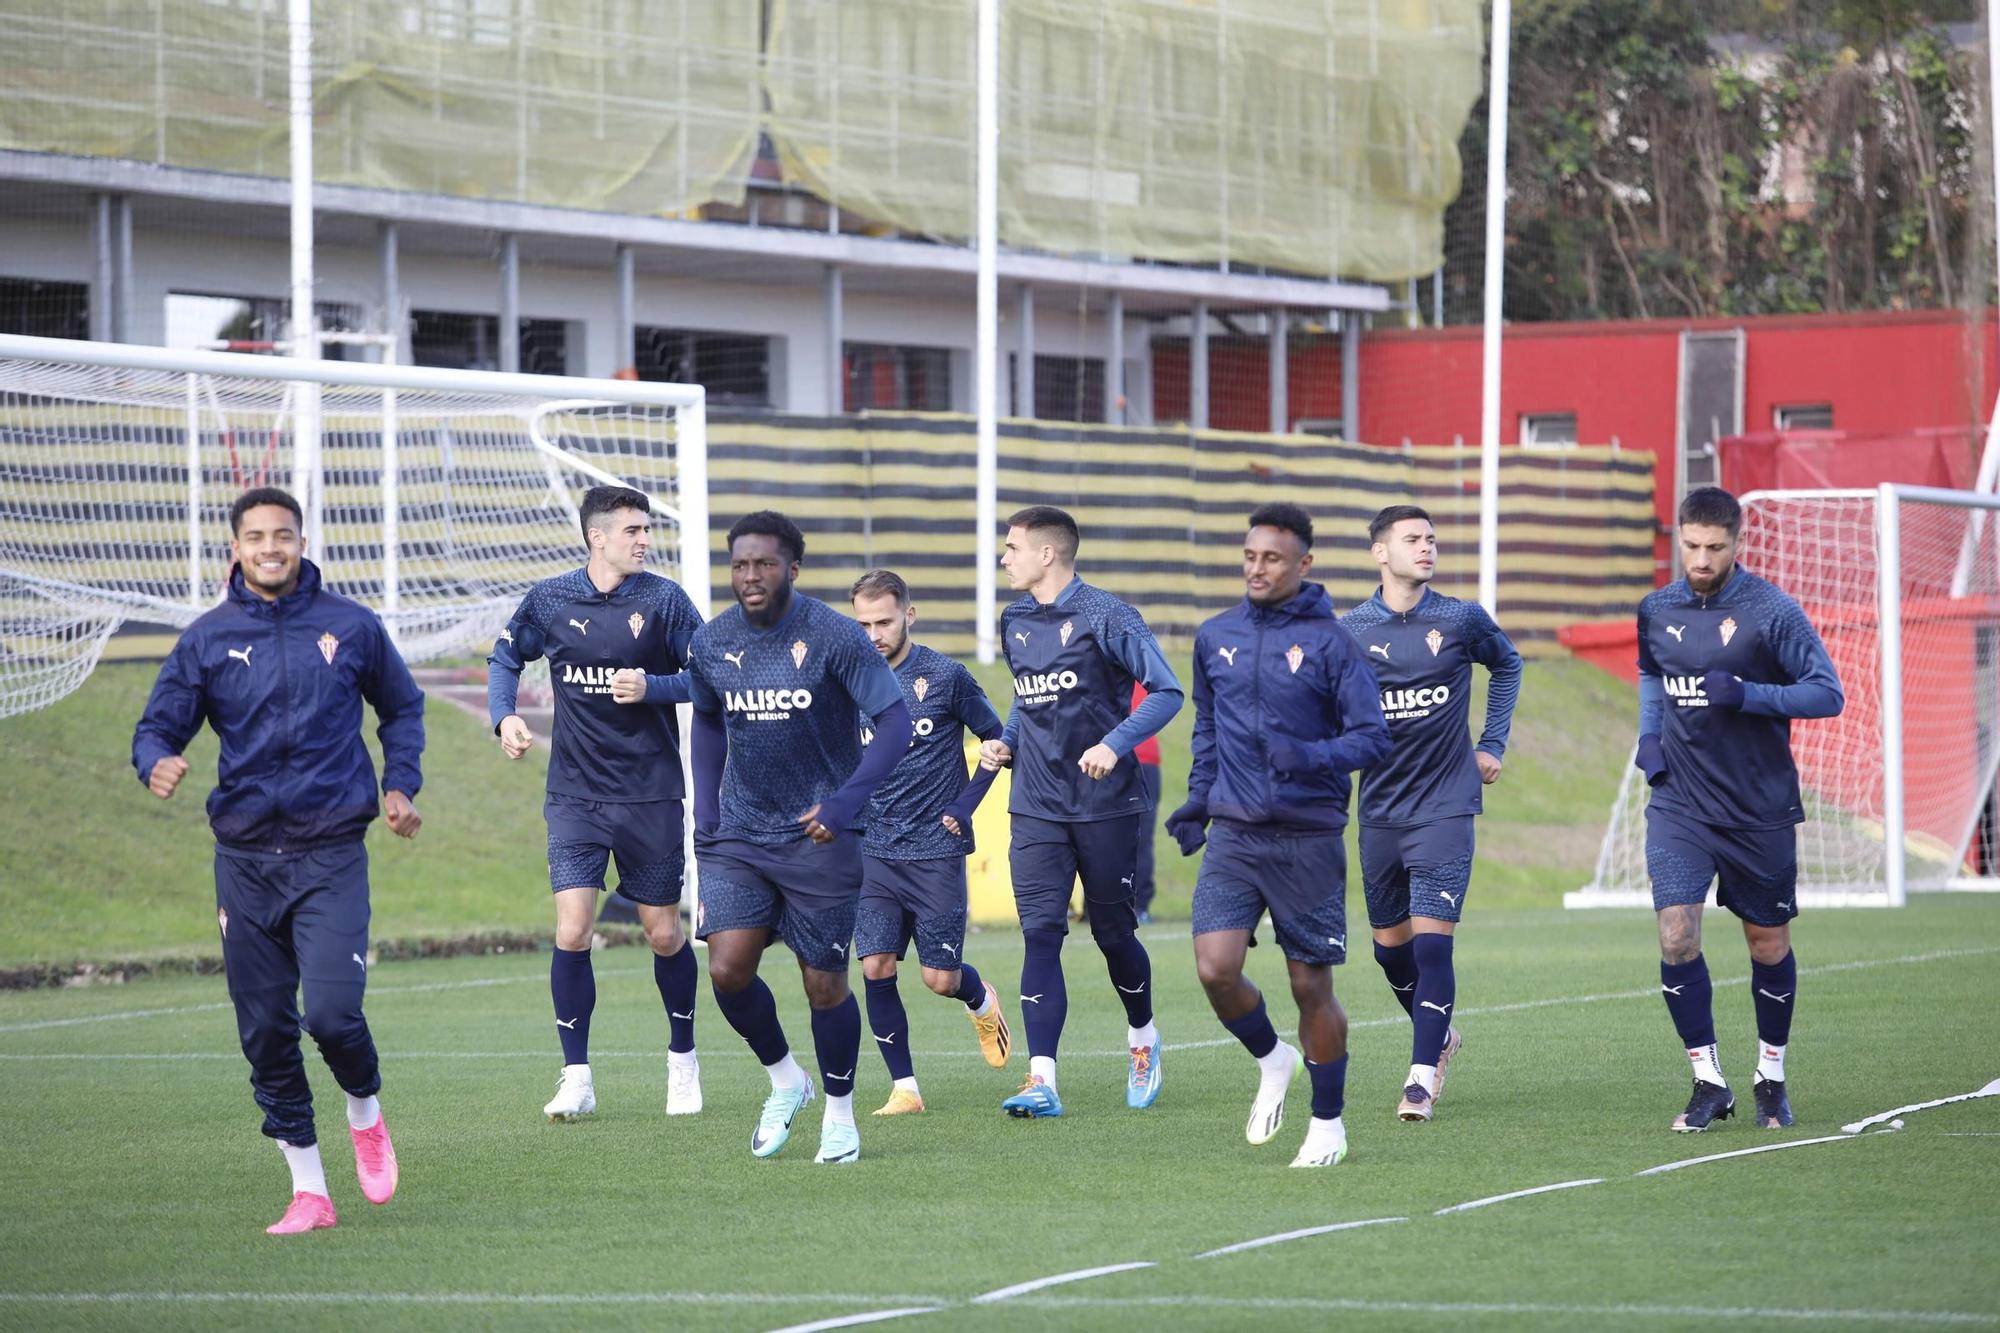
top-left (723, 650), bottom-right (745, 668)
top-left (1438, 890), bottom-right (1460, 907)
top-left (1666, 624), bottom-right (1686, 642)
top-left (1419, 1000), bottom-right (1453, 1017)
top-left (1661, 984), bottom-right (1686, 996)
top-left (1116, 984), bottom-right (1146, 994)
top-left (1391, 981), bottom-right (1415, 992)
top-left (872, 1032), bottom-right (897, 1045)
top-left (1756, 988), bottom-right (1793, 1004)
top-left (1368, 643), bottom-right (1390, 659)
top-left (498, 627), bottom-right (514, 644)
top-left (1328, 934), bottom-right (1345, 950)
top-left (1013, 630), bottom-right (1030, 646)
top-left (227, 646), bottom-right (253, 666)
top-left (1777, 900), bottom-right (1793, 912)
top-left (669, 1010), bottom-right (694, 1020)
top-left (555, 1017), bottom-right (578, 1030)
top-left (568, 618), bottom-right (589, 635)
top-left (351, 953), bottom-right (367, 969)
top-left (828, 1069), bottom-right (853, 1082)
top-left (939, 942), bottom-right (957, 956)
top-left (832, 942), bottom-right (847, 957)
top-left (1021, 993), bottom-right (1044, 1004)
top-left (1217, 646), bottom-right (1238, 665)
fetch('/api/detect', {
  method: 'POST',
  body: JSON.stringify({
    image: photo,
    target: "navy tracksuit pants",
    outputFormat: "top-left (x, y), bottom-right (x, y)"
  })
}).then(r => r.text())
top-left (215, 841), bottom-right (380, 1147)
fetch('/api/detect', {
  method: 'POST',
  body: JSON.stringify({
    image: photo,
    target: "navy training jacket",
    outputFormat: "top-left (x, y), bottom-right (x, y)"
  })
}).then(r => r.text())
top-left (132, 559), bottom-right (425, 853)
top-left (1187, 582), bottom-right (1391, 830)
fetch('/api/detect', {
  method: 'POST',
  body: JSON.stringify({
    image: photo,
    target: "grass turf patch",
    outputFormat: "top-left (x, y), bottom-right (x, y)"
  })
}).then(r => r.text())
top-left (0, 897), bottom-right (1993, 1331)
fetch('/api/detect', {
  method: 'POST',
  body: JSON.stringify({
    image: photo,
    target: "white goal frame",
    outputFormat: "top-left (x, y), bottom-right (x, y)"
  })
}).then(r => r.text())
top-left (0, 331), bottom-right (711, 624)
top-left (1569, 482), bottom-right (2000, 910)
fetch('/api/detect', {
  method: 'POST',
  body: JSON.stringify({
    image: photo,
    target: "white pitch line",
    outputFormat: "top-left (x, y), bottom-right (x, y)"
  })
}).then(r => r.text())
top-left (1434, 1177), bottom-right (1604, 1214)
top-left (1004, 1293), bottom-right (2000, 1326)
top-left (0, 1290), bottom-right (943, 1309)
top-left (4, 942), bottom-right (1990, 1039)
top-left (760, 1308), bottom-right (944, 1333)
top-left (1843, 1078), bottom-right (2000, 1134)
top-left (969, 1262), bottom-right (1157, 1304)
top-left (1195, 1215), bottom-right (1408, 1258)
top-left (1636, 1133), bottom-right (1868, 1176)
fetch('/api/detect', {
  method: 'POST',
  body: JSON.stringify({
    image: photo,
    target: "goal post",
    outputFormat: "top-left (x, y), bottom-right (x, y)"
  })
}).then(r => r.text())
top-left (0, 332), bottom-right (709, 716)
top-left (1570, 483), bottom-right (2000, 910)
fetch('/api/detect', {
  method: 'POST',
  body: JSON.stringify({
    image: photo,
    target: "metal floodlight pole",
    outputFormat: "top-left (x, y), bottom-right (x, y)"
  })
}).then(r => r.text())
top-left (974, 0), bottom-right (999, 664)
top-left (288, 0), bottom-right (323, 553)
top-left (1477, 0), bottom-right (1513, 614)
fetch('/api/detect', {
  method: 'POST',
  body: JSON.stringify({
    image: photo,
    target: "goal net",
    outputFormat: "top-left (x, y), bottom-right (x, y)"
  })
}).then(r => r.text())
top-left (0, 334), bottom-right (708, 718)
top-left (1573, 485), bottom-right (2000, 908)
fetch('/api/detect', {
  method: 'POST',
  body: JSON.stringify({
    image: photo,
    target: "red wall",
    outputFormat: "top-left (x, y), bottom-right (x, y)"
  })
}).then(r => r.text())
top-left (1155, 309), bottom-right (1998, 558)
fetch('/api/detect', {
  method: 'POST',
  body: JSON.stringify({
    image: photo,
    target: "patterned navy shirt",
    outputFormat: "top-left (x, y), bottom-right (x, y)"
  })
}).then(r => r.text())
top-left (999, 576), bottom-right (1183, 823)
top-left (1341, 587), bottom-right (1523, 828)
top-left (685, 592), bottom-right (904, 845)
top-left (859, 643), bottom-right (1005, 861)
top-left (486, 568), bottom-right (702, 803)
top-left (1638, 566), bottom-right (1843, 829)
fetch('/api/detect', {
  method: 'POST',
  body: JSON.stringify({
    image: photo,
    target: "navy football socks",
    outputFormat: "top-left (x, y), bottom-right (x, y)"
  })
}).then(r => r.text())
top-left (1305, 1053), bottom-right (1348, 1120)
top-left (863, 975), bottom-right (915, 1081)
top-left (654, 943), bottom-right (698, 1055)
top-left (1374, 939), bottom-right (1419, 1016)
top-left (712, 975), bottom-right (790, 1066)
top-left (810, 992), bottom-right (862, 1100)
top-left (1750, 950), bottom-right (1797, 1049)
top-left (955, 961), bottom-right (987, 1008)
top-left (1019, 928), bottom-right (1070, 1058)
top-left (550, 945), bottom-right (595, 1065)
top-left (1410, 933), bottom-right (1457, 1067)
top-left (1221, 994), bottom-right (1280, 1060)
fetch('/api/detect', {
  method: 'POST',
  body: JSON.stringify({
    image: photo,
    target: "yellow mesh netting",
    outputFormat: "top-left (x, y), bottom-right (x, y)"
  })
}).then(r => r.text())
top-left (0, 0), bottom-right (761, 215)
top-left (1, 0), bottom-right (1482, 281)
top-left (765, 0), bottom-right (1484, 280)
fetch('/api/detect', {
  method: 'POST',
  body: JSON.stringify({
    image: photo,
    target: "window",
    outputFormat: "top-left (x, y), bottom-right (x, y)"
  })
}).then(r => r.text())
top-left (1774, 403), bottom-right (1834, 431)
top-left (1520, 412), bottom-right (1579, 448)
top-left (1013, 354), bottom-right (1107, 422)
top-left (845, 342), bottom-right (951, 412)
top-left (164, 293), bottom-right (363, 359)
top-left (635, 327), bottom-right (771, 407)
top-left (0, 277), bottom-right (87, 340)
top-left (410, 310), bottom-right (568, 375)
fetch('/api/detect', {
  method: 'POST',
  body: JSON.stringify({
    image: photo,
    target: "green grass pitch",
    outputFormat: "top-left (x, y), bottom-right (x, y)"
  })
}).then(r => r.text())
top-left (1, 899), bottom-right (1996, 1331)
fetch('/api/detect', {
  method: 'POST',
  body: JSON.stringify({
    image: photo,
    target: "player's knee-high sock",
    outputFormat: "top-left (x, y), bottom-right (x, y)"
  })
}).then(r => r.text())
top-left (712, 975), bottom-right (790, 1068)
top-left (863, 975), bottom-right (915, 1082)
top-left (1020, 927), bottom-right (1070, 1067)
top-left (1409, 934), bottom-right (1456, 1076)
top-left (1221, 992), bottom-right (1280, 1059)
top-left (1304, 1054), bottom-right (1348, 1120)
top-left (954, 961), bottom-right (988, 1009)
top-left (654, 943), bottom-right (698, 1055)
top-left (1374, 939), bottom-right (1419, 1017)
top-left (1094, 929), bottom-right (1154, 1028)
top-left (810, 992), bottom-right (862, 1115)
top-left (1751, 950), bottom-right (1796, 1082)
top-left (1660, 955), bottom-right (1724, 1085)
top-left (550, 946), bottom-right (595, 1066)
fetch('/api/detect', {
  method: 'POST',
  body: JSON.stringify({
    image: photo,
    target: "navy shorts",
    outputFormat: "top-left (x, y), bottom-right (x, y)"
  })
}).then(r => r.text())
top-left (545, 794), bottom-right (685, 907)
top-left (1360, 816), bottom-right (1475, 929)
top-left (1646, 807), bottom-right (1799, 927)
top-left (694, 828), bottom-right (864, 971)
top-left (1192, 820), bottom-right (1349, 965)
top-left (855, 855), bottom-right (969, 971)
top-left (1008, 812), bottom-right (1143, 936)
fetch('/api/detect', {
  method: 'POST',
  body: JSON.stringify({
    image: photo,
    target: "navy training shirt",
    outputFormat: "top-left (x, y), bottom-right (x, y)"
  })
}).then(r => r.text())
top-left (859, 643), bottom-right (1005, 861)
top-left (1341, 586), bottom-right (1523, 828)
top-left (685, 592), bottom-right (905, 845)
top-left (999, 575), bottom-right (1184, 823)
top-left (486, 568), bottom-right (703, 804)
top-left (1638, 565), bottom-right (1843, 830)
